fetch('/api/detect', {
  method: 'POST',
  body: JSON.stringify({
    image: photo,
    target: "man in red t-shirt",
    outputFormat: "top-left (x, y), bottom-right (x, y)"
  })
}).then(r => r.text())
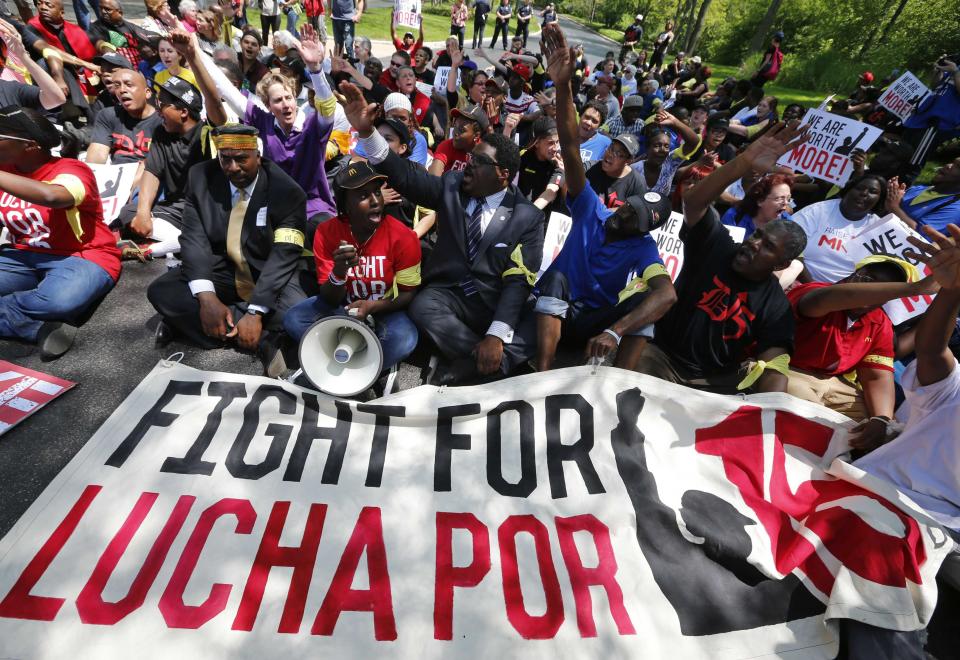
top-left (0, 107), bottom-right (120, 358)
top-left (785, 256), bottom-right (935, 447)
top-left (428, 105), bottom-right (489, 175)
top-left (390, 14), bottom-right (423, 57)
top-left (283, 161), bottom-right (421, 374)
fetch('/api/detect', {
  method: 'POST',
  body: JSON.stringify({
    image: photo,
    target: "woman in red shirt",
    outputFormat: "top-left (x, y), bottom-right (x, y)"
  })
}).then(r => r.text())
top-left (283, 161), bottom-right (421, 374)
top-left (0, 107), bottom-right (120, 358)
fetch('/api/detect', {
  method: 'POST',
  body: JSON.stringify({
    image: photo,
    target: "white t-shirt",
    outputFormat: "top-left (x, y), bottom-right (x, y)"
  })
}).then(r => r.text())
top-left (855, 359), bottom-right (960, 532)
top-left (792, 199), bottom-right (883, 283)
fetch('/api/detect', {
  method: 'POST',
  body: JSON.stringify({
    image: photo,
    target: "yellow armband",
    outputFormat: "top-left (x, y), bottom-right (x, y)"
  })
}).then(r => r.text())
top-left (617, 263), bottom-right (670, 303)
top-left (501, 244), bottom-right (536, 285)
top-left (385, 263), bottom-right (422, 299)
top-left (737, 354), bottom-right (791, 390)
top-left (41, 48), bottom-right (63, 61)
top-left (274, 228), bottom-right (305, 247)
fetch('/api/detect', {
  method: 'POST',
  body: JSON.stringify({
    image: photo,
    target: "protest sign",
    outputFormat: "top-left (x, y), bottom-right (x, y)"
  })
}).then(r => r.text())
top-left (878, 71), bottom-right (931, 121)
top-left (650, 212), bottom-right (745, 281)
top-left (777, 108), bottom-right (882, 186)
top-left (88, 163), bottom-right (139, 224)
top-left (537, 211), bottom-right (572, 278)
top-left (393, 0), bottom-right (421, 29)
top-left (850, 216), bottom-right (934, 324)
top-left (0, 362), bottom-right (948, 659)
top-left (0, 361), bottom-right (74, 436)
top-left (433, 66), bottom-right (462, 93)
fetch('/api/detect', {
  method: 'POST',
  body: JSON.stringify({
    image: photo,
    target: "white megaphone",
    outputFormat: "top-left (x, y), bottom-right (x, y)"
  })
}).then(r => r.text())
top-left (298, 313), bottom-right (384, 397)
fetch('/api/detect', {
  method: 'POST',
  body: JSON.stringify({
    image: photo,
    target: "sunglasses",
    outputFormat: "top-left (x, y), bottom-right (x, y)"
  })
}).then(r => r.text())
top-left (390, 61), bottom-right (404, 68)
top-left (470, 153), bottom-right (499, 169)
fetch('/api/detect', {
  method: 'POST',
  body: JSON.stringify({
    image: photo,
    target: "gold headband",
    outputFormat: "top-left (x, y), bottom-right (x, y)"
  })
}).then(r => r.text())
top-left (211, 134), bottom-right (258, 150)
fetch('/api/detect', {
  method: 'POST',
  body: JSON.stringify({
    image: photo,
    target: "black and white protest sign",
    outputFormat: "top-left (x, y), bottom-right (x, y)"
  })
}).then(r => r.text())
top-left (878, 72), bottom-right (931, 121)
top-left (88, 163), bottom-right (139, 224)
top-left (0, 362), bottom-right (950, 658)
top-left (778, 108), bottom-right (882, 186)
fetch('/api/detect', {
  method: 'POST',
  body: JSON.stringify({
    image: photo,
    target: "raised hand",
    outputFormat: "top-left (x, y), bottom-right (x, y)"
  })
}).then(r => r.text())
top-left (298, 23), bottom-right (325, 72)
top-left (337, 81), bottom-right (379, 136)
top-left (885, 175), bottom-right (907, 213)
top-left (906, 224), bottom-right (960, 291)
top-left (0, 19), bottom-right (26, 60)
top-left (740, 121), bottom-right (809, 173)
top-left (168, 29), bottom-right (197, 59)
top-left (449, 41), bottom-right (463, 68)
top-left (539, 23), bottom-right (575, 87)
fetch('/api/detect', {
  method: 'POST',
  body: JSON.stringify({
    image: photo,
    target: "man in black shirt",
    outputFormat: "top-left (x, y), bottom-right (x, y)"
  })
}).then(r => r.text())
top-left (514, 0), bottom-right (532, 48)
top-left (118, 76), bottom-right (211, 256)
top-left (585, 132), bottom-right (647, 209)
top-left (86, 67), bottom-right (160, 167)
top-left (517, 116), bottom-right (565, 215)
top-left (636, 122), bottom-right (810, 393)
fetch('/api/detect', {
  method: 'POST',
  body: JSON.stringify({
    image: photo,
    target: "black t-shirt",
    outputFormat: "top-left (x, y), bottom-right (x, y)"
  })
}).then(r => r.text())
top-left (0, 79), bottom-right (41, 110)
top-left (415, 67), bottom-right (436, 85)
top-left (518, 149), bottom-right (565, 216)
top-left (144, 122), bottom-right (211, 202)
top-left (90, 106), bottom-right (162, 164)
top-left (474, 0), bottom-right (490, 20)
top-left (654, 208), bottom-right (794, 377)
top-left (585, 161), bottom-right (648, 209)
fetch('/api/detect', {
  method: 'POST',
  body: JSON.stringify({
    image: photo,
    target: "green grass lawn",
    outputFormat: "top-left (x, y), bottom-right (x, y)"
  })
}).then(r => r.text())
top-left (245, 7), bottom-right (456, 43)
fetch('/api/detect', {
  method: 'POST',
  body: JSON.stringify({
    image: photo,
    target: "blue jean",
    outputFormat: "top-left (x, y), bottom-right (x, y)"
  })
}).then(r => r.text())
top-left (72, 0), bottom-right (100, 30)
top-left (0, 250), bottom-right (115, 342)
top-left (332, 18), bottom-right (354, 55)
top-left (283, 296), bottom-right (418, 370)
top-left (284, 8), bottom-right (300, 38)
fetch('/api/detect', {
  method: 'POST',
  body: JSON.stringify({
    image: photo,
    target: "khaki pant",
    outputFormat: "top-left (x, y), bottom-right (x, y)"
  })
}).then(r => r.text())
top-left (635, 342), bottom-right (745, 395)
top-left (786, 369), bottom-right (866, 421)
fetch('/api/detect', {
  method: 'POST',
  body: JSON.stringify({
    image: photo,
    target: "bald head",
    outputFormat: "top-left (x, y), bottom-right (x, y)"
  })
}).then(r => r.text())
top-left (111, 68), bottom-right (152, 115)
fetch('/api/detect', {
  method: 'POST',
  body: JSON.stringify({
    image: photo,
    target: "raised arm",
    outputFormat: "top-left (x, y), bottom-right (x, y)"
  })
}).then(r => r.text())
top-left (0, 21), bottom-right (65, 110)
top-left (655, 108), bottom-right (700, 154)
top-left (683, 121), bottom-right (808, 227)
top-left (907, 224), bottom-right (960, 386)
top-left (188, 35), bottom-right (257, 117)
top-left (797, 277), bottom-right (937, 318)
top-left (172, 30), bottom-right (228, 126)
top-left (540, 23), bottom-right (585, 197)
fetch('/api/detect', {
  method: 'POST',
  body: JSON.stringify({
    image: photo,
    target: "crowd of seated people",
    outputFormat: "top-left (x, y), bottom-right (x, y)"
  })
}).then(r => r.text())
top-left (0, 11), bottom-right (956, 646)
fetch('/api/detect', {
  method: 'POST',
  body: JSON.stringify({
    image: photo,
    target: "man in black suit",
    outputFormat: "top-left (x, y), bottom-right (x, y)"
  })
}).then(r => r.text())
top-left (340, 81), bottom-right (545, 384)
top-left (147, 124), bottom-right (308, 375)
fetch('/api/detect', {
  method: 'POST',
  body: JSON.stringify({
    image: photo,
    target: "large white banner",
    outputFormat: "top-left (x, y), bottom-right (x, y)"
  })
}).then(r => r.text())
top-left (778, 108), bottom-right (883, 186)
top-left (0, 362), bottom-right (950, 659)
top-left (878, 71), bottom-right (931, 121)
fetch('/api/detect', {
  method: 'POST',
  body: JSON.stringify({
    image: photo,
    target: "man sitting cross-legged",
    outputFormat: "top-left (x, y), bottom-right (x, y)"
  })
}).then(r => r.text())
top-left (147, 125), bottom-right (308, 376)
top-left (521, 23), bottom-right (677, 372)
top-left (635, 121), bottom-right (810, 393)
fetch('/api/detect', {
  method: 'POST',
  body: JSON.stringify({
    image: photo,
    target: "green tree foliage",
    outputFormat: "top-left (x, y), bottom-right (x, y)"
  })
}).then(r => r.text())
top-left (568, 0), bottom-right (958, 93)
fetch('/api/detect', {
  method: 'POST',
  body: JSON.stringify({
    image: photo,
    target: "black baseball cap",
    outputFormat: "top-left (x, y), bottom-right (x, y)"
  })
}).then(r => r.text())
top-left (93, 52), bottom-right (133, 70)
top-left (0, 106), bottom-right (61, 149)
top-left (159, 76), bottom-right (203, 114)
top-left (624, 191), bottom-right (672, 232)
top-left (375, 117), bottom-right (414, 154)
top-left (451, 105), bottom-right (490, 132)
top-left (707, 115), bottom-right (730, 131)
top-left (612, 133), bottom-right (640, 158)
top-left (336, 161), bottom-right (387, 189)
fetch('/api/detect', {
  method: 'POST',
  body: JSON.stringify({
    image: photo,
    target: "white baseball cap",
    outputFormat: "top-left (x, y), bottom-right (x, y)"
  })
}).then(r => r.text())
top-left (383, 92), bottom-right (412, 114)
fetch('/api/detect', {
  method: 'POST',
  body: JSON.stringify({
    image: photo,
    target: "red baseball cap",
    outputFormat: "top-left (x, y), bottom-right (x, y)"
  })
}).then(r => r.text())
top-left (860, 71), bottom-right (874, 83)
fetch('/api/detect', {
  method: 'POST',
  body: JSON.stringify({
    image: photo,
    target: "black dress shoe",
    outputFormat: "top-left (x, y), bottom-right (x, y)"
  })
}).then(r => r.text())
top-left (258, 332), bottom-right (288, 379)
top-left (155, 320), bottom-right (175, 348)
top-left (37, 322), bottom-right (77, 360)
top-left (431, 357), bottom-right (479, 386)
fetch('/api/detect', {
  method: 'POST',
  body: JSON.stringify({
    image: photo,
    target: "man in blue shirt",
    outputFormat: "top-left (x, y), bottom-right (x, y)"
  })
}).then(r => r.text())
top-left (522, 25), bottom-right (677, 371)
top-left (896, 156), bottom-right (960, 232)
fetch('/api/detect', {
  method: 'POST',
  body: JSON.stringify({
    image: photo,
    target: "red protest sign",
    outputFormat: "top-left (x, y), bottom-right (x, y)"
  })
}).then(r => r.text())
top-left (0, 361), bottom-right (75, 435)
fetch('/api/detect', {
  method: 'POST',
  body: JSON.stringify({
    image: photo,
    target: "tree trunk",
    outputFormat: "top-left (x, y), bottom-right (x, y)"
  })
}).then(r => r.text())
top-left (675, 0), bottom-right (698, 53)
top-left (858, 0), bottom-right (897, 56)
top-left (686, 0), bottom-right (713, 54)
top-left (746, 0), bottom-right (784, 54)
top-left (876, 0), bottom-right (910, 46)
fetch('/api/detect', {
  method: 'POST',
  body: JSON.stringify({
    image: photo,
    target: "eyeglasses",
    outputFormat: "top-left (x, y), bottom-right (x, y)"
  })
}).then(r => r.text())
top-left (470, 153), bottom-right (499, 168)
top-left (390, 61), bottom-right (404, 68)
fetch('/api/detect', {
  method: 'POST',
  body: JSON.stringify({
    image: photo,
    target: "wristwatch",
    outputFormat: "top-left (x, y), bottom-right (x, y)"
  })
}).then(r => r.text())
top-left (247, 308), bottom-right (264, 316)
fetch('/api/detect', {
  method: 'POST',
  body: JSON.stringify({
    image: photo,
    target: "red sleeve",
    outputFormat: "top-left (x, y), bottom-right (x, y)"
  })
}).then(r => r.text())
top-left (392, 38), bottom-right (403, 50)
top-left (312, 219), bottom-right (339, 284)
top-left (856, 316), bottom-right (895, 372)
top-left (433, 140), bottom-right (452, 166)
top-left (786, 282), bottom-right (828, 317)
top-left (390, 221), bottom-right (422, 291)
